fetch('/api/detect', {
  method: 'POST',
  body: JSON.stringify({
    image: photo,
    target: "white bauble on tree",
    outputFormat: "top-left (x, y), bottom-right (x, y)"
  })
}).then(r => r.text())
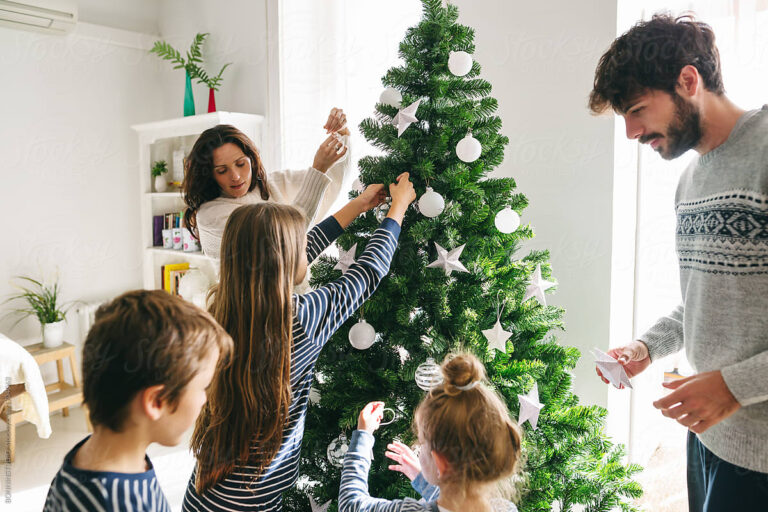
top-left (415, 357), bottom-right (443, 391)
top-left (494, 207), bottom-right (521, 234)
top-left (418, 187), bottom-right (445, 218)
top-left (379, 87), bottom-right (403, 108)
top-left (456, 132), bottom-right (482, 163)
top-left (448, 50), bottom-right (473, 76)
top-left (349, 319), bottom-right (376, 350)
top-left (327, 433), bottom-right (349, 467)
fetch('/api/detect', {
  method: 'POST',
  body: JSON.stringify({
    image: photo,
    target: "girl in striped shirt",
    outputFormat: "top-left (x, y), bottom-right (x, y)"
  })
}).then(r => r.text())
top-left (340, 353), bottom-right (522, 512)
top-left (182, 173), bottom-right (416, 512)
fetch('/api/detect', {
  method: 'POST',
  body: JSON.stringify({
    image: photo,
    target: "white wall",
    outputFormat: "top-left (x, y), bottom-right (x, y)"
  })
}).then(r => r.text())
top-left (156, 0), bottom-right (275, 167)
top-left (76, 0), bottom-right (160, 34)
top-left (0, 23), bottom-right (171, 371)
top-left (452, 0), bottom-right (619, 413)
top-left (0, 0), bottom-right (273, 342)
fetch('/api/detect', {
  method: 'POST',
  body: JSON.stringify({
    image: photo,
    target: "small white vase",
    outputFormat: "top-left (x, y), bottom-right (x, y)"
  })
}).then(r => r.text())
top-left (42, 320), bottom-right (65, 348)
top-left (154, 175), bottom-right (168, 192)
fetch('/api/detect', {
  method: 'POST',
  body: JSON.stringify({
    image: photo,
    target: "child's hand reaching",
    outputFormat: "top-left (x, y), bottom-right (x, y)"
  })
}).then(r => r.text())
top-left (385, 441), bottom-right (422, 482)
top-left (358, 401), bottom-right (386, 434)
top-left (386, 172), bottom-right (416, 225)
top-left (354, 184), bottom-right (387, 213)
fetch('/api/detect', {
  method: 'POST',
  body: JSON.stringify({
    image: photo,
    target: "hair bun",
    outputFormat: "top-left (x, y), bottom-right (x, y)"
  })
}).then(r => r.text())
top-left (442, 353), bottom-right (486, 390)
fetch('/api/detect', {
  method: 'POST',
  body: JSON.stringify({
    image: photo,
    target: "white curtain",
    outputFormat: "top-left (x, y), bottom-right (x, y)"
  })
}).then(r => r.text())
top-left (278, 0), bottom-right (423, 212)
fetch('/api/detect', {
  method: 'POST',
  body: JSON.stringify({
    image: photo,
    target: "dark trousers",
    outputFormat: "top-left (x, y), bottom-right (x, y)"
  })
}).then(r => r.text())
top-left (687, 431), bottom-right (768, 511)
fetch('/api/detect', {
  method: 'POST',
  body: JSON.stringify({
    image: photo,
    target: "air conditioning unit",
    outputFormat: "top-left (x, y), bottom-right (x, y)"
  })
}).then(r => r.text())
top-left (0, 0), bottom-right (77, 35)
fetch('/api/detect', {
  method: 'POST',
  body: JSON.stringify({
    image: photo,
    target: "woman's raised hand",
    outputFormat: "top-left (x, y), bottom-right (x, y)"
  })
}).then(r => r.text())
top-left (324, 107), bottom-right (349, 136)
top-left (385, 441), bottom-right (421, 482)
top-left (313, 133), bottom-right (348, 173)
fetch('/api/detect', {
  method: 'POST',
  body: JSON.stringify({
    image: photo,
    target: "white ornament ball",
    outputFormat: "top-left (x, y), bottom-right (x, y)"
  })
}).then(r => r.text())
top-left (418, 187), bottom-right (445, 218)
top-left (349, 319), bottom-right (376, 350)
top-left (456, 133), bottom-right (482, 163)
top-left (352, 177), bottom-right (365, 193)
top-left (448, 51), bottom-right (473, 76)
top-left (494, 207), bottom-right (521, 234)
top-left (415, 357), bottom-right (444, 391)
top-left (375, 201), bottom-right (390, 222)
top-left (327, 433), bottom-right (349, 467)
top-left (309, 386), bottom-right (321, 405)
top-left (379, 87), bottom-right (402, 108)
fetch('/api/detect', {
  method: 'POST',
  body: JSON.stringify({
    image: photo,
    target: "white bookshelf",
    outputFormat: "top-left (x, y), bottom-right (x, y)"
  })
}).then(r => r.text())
top-left (132, 112), bottom-right (265, 290)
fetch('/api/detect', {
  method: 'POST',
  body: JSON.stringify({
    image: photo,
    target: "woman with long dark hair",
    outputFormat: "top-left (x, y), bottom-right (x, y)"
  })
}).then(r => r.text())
top-left (183, 108), bottom-right (351, 259)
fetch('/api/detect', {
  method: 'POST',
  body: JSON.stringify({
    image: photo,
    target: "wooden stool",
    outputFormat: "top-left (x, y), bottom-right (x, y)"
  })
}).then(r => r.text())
top-left (0, 342), bottom-right (89, 463)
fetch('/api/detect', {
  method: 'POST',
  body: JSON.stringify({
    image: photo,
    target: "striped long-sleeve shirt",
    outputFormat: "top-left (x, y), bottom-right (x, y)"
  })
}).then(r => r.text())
top-left (43, 436), bottom-right (171, 512)
top-left (339, 430), bottom-right (518, 512)
top-left (182, 216), bottom-right (402, 512)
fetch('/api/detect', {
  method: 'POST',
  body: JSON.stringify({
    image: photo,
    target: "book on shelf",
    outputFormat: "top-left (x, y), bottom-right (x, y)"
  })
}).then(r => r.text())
top-left (155, 211), bottom-right (202, 252)
top-left (161, 262), bottom-right (190, 294)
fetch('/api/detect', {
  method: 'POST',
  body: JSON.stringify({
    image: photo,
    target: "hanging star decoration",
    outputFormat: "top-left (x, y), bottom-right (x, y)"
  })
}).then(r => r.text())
top-left (427, 242), bottom-right (469, 276)
top-left (523, 263), bottom-right (555, 306)
top-left (309, 496), bottom-right (331, 512)
top-left (592, 348), bottom-right (633, 389)
top-left (392, 99), bottom-right (421, 137)
top-left (483, 291), bottom-right (512, 353)
top-left (334, 243), bottom-right (357, 273)
top-left (517, 382), bottom-right (544, 429)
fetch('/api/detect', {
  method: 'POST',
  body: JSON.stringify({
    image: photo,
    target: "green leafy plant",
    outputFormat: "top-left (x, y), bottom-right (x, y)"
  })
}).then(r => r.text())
top-left (151, 160), bottom-right (168, 177)
top-left (3, 276), bottom-right (74, 326)
top-left (150, 33), bottom-right (232, 91)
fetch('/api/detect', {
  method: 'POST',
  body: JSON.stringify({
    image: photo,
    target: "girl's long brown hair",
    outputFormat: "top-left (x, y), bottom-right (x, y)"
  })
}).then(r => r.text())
top-left (183, 124), bottom-right (270, 239)
top-left (191, 202), bottom-right (306, 492)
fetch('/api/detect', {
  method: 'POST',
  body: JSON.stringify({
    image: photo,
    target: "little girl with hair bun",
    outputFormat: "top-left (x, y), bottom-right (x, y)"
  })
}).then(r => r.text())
top-left (340, 352), bottom-right (522, 512)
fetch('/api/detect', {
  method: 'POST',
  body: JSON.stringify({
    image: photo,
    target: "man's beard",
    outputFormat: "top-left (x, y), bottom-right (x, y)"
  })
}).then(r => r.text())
top-left (661, 93), bottom-right (703, 160)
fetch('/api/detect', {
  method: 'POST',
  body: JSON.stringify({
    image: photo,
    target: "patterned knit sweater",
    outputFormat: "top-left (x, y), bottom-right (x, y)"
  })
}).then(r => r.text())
top-left (640, 105), bottom-right (768, 473)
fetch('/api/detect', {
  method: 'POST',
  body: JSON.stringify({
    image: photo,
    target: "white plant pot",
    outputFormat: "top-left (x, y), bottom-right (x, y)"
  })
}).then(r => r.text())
top-left (154, 175), bottom-right (168, 192)
top-left (42, 320), bottom-right (65, 348)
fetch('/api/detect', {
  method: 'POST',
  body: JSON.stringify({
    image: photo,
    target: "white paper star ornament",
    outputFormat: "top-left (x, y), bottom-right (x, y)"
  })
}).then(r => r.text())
top-left (309, 496), bottom-right (331, 512)
top-left (483, 320), bottom-right (512, 353)
top-left (592, 348), bottom-right (633, 389)
top-left (392, 99), bottom-right (421, 137)
top-left (334, 243), bottom-right (357, 273)
top-left (517, 383), bottom-right (544, 429)
top-left (427, 243), bottom-right (469, 276)
top-left (523, 264), bottom-right (555, 306)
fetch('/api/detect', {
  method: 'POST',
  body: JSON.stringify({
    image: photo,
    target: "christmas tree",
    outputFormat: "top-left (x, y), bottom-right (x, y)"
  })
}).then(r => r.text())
top-left (287, 1), bottom-right (642, 511)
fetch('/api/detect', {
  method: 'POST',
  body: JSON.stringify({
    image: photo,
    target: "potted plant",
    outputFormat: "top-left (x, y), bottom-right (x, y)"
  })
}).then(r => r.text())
top-left (152, 160), bottom-right (169, 192)
top-left (150, 33), bottom-right (232, 114)
top-left (3, 276), bottom-right (74, 348)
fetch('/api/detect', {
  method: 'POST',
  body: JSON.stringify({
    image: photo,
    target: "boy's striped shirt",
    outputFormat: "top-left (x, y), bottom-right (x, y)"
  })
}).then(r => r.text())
top-left (43, 436), bottom-right (171, 512)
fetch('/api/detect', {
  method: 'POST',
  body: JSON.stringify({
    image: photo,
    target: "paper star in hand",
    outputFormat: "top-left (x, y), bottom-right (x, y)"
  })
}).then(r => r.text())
top-left (592, 348), bottom-right (633, 389)
top-left (517, 382), bottom-right (544, 429)
top-left (334, 243), bottom-right (357, 273)
top-left (309, 496), bottom-right (331, 512)
top-left (523, 264), bottom-right (556, 306)
top-left (483, 320), bottom-right (513, 353)
top-left (392, 99), bottom-right (421, 137)
top-left (427, 243), bottom-right (469, 276)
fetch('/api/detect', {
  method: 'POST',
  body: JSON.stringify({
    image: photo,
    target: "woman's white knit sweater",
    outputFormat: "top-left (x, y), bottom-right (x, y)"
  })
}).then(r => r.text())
top-left (196, 137), bottom-right (351, 260)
